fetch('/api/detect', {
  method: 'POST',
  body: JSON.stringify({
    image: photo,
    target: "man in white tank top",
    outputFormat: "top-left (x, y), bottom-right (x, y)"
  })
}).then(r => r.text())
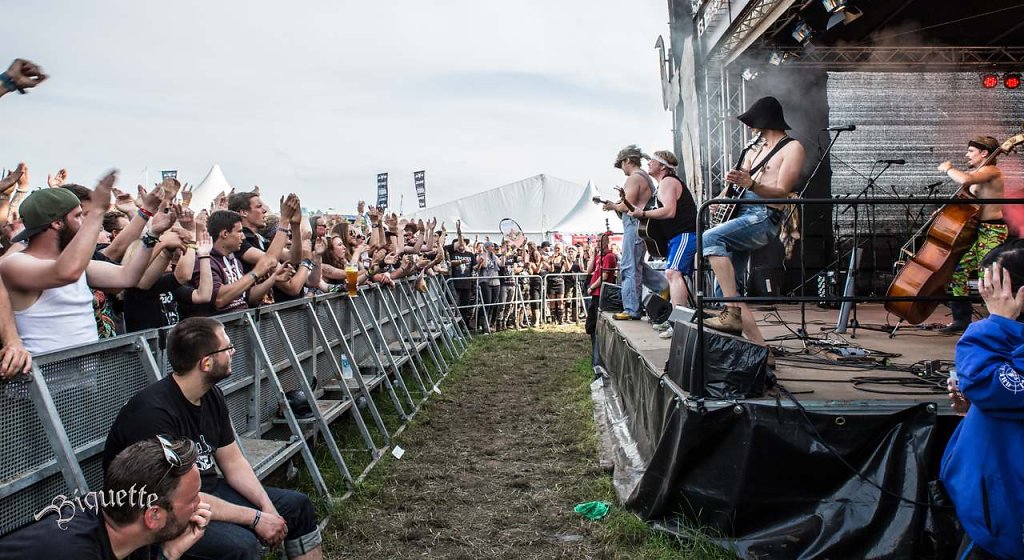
top-left (1, 170), bottom-right (175, 355)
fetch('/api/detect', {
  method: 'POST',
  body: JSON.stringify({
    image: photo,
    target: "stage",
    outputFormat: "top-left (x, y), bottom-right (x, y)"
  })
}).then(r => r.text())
top-left (608, 304), bottom-right (957, 411)
top-left (593, 304), bottom-right (963, 559)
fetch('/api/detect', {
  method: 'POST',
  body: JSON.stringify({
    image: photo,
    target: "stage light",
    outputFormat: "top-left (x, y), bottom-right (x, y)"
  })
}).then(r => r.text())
top-left (827, 6), bottom-right (863, 29)
top-left (1005, 73), bottom-right (1021, 89)
top-left (792, 20), bottom-right (813, 44)
top-left (769, 50), bottom-right (798, 66)
top-left (821, 0), bottom-right (848, 13)
top-left (742, 68), bottom-right (759, 81)
top-left (982, 74), bottom-right (1000, 88)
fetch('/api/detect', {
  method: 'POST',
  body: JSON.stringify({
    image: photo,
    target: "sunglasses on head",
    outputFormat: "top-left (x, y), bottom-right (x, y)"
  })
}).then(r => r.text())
top-left (154, 435), bottom-right (197, 490)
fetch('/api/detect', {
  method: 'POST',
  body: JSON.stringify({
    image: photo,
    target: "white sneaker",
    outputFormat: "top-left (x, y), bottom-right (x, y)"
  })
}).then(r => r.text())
top-left (659, 329), bottom-right (673, 339)
top-left (653, 321), bottom-right (671, 332)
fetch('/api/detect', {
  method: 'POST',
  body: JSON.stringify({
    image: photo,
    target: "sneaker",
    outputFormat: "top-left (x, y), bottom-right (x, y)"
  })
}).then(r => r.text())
top-left (659, 329), bottom-right (673, 339)
top-left (613, 312), bottom-right (640, 320)
top-left (653, 321), bottom-right (671, 331)
top-left (704, 306), bottom-right (743, 334)
top-left (938, 322), bottom-right (968, 335)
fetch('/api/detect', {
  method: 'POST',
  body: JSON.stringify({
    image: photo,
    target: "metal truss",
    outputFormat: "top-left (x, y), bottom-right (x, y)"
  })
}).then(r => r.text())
top-left (755, 46), bottom-right (1024, 71)
top-left (710, 0), bottom-right (796, 62)
top-left (700, 64), bottom-right (748, 200)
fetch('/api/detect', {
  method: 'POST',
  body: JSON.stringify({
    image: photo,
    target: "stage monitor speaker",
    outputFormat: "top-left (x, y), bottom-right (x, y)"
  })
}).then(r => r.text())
top-left (669, 305), bottom-right (696, 324)
top-left (643, 293), bottom-right (672, 324)
top-left (598, 282), bottom-right (623, 313)
top-left (748, 235), bottom-right (785, 297)
top-left (665, 320), bottom-right (771, 399)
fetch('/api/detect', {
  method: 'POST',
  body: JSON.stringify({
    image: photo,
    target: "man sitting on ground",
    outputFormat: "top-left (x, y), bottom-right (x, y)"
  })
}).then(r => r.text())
top-left (0, 437), bottom-right (211, 560)
top-left (103, 317), bottom-right (323, 560)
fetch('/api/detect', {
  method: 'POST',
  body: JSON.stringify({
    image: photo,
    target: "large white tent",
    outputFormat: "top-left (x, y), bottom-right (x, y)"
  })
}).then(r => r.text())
top-left (191, 164), bottom-right (232, 212)
top-left (404, 174), bottom-right (620, 240)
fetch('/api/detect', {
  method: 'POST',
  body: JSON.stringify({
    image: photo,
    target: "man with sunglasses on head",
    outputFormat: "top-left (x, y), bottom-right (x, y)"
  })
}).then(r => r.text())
top-left (103, 318), bottom-right (322, 560)
top-left (0, 437), bottom-right (211, 560)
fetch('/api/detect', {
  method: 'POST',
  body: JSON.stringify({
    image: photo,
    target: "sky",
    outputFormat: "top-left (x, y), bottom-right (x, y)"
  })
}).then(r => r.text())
top-left (1, 1), bottom-right (673, 215)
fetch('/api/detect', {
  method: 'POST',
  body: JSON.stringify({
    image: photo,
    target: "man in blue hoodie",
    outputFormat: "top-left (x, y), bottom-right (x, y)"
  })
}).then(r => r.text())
top-left (941, 251), bottom-right (1024, 560)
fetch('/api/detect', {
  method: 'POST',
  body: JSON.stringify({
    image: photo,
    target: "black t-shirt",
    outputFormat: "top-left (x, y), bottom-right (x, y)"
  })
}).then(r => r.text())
top-left (0, 508), bottom-right (151, 560)
top-left (103, 376), bottom-right (235, 493)
top-left (448, 249), bottom-right (476, 290)
top-left (123, 273), bottom-right (195, 332)
top-left (235, 227), bottom-right (268, 275)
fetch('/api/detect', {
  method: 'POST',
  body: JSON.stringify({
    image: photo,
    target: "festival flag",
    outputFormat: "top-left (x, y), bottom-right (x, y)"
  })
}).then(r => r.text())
top-left (376, 173), bottom-right (389, 210)
top-left (161, 170), bottom-right (177, 181)
top-left (414, 170), bottom-right (427, 209)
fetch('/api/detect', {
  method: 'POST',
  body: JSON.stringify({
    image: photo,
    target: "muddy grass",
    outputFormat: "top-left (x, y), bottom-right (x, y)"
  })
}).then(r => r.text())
top-left (308, 325), bottom-right (732, 559)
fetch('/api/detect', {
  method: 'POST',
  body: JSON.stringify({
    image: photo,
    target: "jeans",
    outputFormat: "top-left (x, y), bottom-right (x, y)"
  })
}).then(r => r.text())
top-left (184, 481), bottom-right (320, 560)
top-left (621, 214), bottom-right (669, 317)
top-left (701, 196), bottom-right (783, 298)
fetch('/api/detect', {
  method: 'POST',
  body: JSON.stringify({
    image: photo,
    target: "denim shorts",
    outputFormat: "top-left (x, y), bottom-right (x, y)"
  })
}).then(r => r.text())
top-left (702, 205), bottom-right (783, 258)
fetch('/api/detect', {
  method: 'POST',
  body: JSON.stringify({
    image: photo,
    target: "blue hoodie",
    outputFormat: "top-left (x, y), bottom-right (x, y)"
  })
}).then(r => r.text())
top-left (941, 315), bottom-right (1024, 560)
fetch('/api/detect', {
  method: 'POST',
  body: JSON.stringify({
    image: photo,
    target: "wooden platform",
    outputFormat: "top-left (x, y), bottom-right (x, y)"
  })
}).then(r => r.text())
top-left (603, 303), bottom-right (958, 413)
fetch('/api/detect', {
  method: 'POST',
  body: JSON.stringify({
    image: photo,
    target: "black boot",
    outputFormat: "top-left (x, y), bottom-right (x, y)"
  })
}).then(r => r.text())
top-left (939, 301), bottom-right (973, 334)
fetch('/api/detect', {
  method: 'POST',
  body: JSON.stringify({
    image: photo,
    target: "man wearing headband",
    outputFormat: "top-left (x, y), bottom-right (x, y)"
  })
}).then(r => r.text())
top-left (603, 144), bottom-right (668, 320)
top-left (701, 96), bottom-right (805, 349)
top-left (628, 150), bottom-right (697, 338)
top-left (937, 135), bottom-right (1008, 334)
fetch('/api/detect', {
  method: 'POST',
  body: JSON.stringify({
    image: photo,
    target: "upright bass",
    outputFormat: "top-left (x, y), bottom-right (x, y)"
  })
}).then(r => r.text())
top-left (885, 128), bottom-right (1024, 324)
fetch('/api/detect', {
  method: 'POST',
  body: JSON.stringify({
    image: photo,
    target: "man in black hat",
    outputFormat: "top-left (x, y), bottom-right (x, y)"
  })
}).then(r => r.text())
top-left (702, 96), bottom-right (805, 348)
top-left (0, 171), bottom-right (176, 354)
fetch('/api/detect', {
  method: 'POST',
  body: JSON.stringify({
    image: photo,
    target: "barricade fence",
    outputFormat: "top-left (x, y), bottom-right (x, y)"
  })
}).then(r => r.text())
top-left (446, 273), bottom-right (594, 329)
top-left (0, 275), bottom-right (468, 537)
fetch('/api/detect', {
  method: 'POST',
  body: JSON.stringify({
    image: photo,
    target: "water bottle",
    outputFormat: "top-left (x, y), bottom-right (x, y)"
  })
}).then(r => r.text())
top-left (341, 354), bottom-right (353, 379)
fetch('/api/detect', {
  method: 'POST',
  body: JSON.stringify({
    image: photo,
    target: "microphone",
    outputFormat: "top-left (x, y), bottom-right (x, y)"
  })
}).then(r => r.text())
top-left (924, 181), bottom-right (943, 190)
top-left (877, 159), bottom-right (906, 165)
top-left (822, 124), bottom-right (856, 132)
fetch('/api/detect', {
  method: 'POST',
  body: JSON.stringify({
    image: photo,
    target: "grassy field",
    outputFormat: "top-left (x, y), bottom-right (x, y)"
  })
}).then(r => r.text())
top-left (281, 325), bottom-right (735, 559)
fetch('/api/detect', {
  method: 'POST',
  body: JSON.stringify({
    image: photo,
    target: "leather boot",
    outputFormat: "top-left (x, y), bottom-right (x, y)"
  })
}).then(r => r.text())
top-left (704, 306), bottom-right (743, 334)
top-left (939, 301), bottom-right (973, 334)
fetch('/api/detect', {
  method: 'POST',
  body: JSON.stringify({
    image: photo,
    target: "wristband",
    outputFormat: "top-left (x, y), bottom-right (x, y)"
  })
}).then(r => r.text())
top-left (137, 207), bottom-right (154, 220)
top-left (301, 258), bottom-right (314, 271)
top-left (197, 255), bottom-right (211, 260)
top-left (277, 227), bottom-right (293, 239)
top-left (249, 272), bottom-right (259, 284)
top-left (141, 233), bottom-right (159, 248)
top-left (251, 510), bottom-right (261, 530)
top-left (0, 73), bottom-right (23, 95)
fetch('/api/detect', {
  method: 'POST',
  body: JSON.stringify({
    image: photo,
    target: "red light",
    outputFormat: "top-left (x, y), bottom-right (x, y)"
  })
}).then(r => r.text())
top-left (983, 74), bottom-right (999, 88)
top-left (1005, 74), bottom-right (1021, 89)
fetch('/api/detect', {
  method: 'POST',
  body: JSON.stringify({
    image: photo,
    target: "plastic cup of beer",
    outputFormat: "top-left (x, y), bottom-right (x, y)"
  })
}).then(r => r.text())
top-left (346, 265), bottom-right (358, 297)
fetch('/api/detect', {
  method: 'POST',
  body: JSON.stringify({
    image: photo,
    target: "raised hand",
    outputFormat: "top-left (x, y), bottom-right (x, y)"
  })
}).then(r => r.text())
top-left (252, 185), bottom-right (261, 196)
top-left (46, 168), bottom-right (67, 188)
top-left (279, 194), bottom-right (301, 224)
top-left (213, 190), bottom-right (228, 211)
top-left (0, 166), bottom-right (23, 195)
top-left (979, 261), bottom-right (1024, 320)
top-left (314, 236), bottom-right (327, 257)
top-left (149, 203), bottom-right (177, 236)
top-left (253, 254), bottom-right (278, 277)
top-left (5, 59), bottom-right (47, 93)
top-left (140, 185), bottom-right (163, 214)
top-left (196, 230), bottom-right (214, 257)
top-left (91, 171), bottom-right (117, 213)
top-left (135, 185), bottom-right (147, 208)
top-left (157, 178), bottom-right (181, 202)
top-left (16, 162), bottom-right (29, 191)
top-left (177, 204), bottom-right (195, 233)
top-left (160, 230), bottom-right (184, 251)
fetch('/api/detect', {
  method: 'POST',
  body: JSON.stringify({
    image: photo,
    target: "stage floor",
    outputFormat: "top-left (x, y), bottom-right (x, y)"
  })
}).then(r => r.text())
top-left (602, 303), bottom-right (958, 412)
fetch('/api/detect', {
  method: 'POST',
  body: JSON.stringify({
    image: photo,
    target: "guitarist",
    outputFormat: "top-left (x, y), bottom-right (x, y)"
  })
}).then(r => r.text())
top-left (937, 135), bottom-right (1008, 334)
top-left (702, 96), bottom-right (805, 348)
top-left (628, 150), bottom-right (697, 334)
top-left (602, 144), bottom-right (669, 321)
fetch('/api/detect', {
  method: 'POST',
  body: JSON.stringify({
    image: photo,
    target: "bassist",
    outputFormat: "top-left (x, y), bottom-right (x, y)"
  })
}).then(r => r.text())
top-left (937, 135), bottom-right (1008, 333)
top-left (629, 150), bottom-right (697, 327)
top-left (602, 144), bottom-right (669, 321)
top-left (702, 96), bottom-right (805, 348)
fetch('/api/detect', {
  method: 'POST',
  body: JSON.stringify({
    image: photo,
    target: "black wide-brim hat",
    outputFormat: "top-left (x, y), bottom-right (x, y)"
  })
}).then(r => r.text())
top-left (737, 96), bottom-right (791, 130)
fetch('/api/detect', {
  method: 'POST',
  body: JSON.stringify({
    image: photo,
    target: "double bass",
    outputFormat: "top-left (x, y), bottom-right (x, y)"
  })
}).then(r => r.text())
top-left (885, 128), bottom-right (1024, 324)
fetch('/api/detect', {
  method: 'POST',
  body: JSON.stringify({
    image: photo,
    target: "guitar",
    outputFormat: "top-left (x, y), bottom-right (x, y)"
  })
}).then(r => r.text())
top-left (592, 190), bottom-right (666, 258)
top-left (885, 127), bottom-right (1024, 324)
top-left (708, 133), bottom-right (765, 228)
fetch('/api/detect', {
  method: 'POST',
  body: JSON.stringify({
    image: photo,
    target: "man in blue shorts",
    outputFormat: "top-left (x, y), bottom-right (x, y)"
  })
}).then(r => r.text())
top-left (629, 150), bottom-right (697, 338)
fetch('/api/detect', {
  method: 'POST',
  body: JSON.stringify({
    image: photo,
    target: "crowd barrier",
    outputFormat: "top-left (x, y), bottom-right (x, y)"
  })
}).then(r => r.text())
top-left (446, 273), bottom-right (593, 329)
top-left (0, 275), bottom-right (469, 537)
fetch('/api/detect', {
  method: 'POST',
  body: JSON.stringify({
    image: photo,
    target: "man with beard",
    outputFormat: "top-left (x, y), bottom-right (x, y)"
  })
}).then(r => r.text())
top-left (0, 171), bottom-right (175, 354)
top-left (937, 135), bottom-right (1009, 334)
top-left (103, 318), bottom-right (323, 560)
top-left (0, 437), bottom-right (211, 560)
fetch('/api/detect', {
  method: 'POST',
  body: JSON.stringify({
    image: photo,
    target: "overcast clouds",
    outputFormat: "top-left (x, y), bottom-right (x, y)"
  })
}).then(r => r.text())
top-left (2, 1), bottom-right (673, 214)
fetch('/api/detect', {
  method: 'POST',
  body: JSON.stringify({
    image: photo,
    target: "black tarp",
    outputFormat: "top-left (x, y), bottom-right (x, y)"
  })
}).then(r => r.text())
top-left (595, 317), bottom-right (962, 559)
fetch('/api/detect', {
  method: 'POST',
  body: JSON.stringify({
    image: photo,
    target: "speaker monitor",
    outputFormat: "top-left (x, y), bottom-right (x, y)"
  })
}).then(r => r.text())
top-left (643, 292), bottom-right (673, 324)
top-left (665, 320), bottom-right (771, 399)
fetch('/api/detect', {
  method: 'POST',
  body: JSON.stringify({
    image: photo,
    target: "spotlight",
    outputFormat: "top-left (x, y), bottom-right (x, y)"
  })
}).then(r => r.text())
top-left (827, 6), bottom-right (863, 29)
top-left (821, 0), bottom-right (848, 13)
top-left (1005, 73), bottom-right (1021, 89)
top-left (769, 50), bottom-right (798, 66)
top-left (742, 68), bottom-right (759, 81)
top-left (792, 20), bottom-right (813, 44)
top-left (982, 74), bottom-right (1000, 88)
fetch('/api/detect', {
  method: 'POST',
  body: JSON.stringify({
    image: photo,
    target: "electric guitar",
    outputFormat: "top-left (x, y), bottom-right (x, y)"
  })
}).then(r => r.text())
top-left (592, 189), bottom-right (666, 258)
top-left (708, 133), bottom-right (765, 227)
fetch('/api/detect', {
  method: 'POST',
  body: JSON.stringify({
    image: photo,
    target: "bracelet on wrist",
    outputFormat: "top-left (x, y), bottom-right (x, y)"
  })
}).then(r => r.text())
top-left (197, 254), bottom-right (211, 260)
top-left (138, 207), bottom-right (154, 219)
top-left (249, 272), bottom-right (259, 284)
top-left (0, 73), bottom-right (23, 95)
top-left (251, 510), bottom-right (261, 530)
top-left (141, 233), bottom-right (159, 248)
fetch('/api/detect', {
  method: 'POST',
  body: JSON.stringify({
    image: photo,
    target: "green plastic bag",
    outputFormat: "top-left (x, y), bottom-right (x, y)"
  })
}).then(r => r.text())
top-left (574, 501), bottom-right (610, 521)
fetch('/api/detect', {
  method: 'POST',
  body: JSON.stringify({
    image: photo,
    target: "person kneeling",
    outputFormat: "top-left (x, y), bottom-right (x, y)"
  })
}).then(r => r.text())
top-left (103, 317), bottom-right (323, 560)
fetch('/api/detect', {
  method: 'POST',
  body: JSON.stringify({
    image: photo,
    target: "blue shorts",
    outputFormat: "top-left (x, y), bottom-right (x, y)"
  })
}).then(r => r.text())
top-left (666, 232), bottom-right (696, 273)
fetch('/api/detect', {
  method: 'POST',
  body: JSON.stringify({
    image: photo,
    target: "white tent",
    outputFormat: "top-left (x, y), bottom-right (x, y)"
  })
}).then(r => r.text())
top-left (549, 180), bottom-right (624, 235)
top-left (191, 164), bottom-right (232, 212)
top-left (404, 174), bottom-right (616, 240)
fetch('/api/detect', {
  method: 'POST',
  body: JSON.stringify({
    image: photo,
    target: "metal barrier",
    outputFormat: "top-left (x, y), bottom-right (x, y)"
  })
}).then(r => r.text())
top-left (0, 275), bottom-right (467, 537)
top-left (446, 272), bottom-right (592, 330)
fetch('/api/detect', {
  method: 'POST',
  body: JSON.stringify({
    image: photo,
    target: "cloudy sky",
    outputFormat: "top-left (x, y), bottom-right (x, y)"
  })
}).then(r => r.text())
top-left (3, 1), bottom-right (673, 214)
